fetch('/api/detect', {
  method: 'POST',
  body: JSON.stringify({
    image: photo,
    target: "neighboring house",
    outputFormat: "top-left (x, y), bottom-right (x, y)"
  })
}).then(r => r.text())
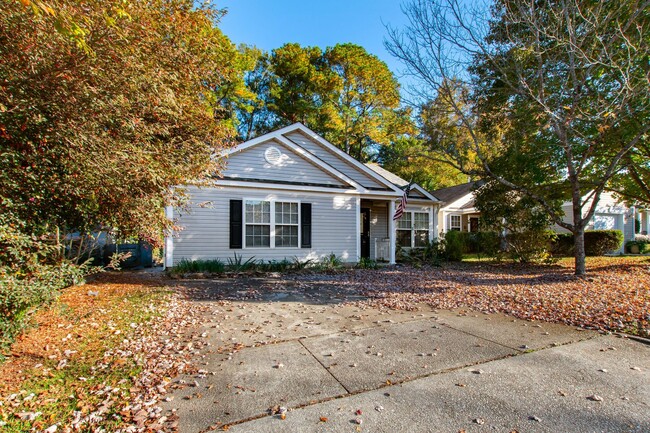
top-left (431, 182), bottom-right (648, 253)
top-left (553, 191), bottom-right (641, 253)
top-left (431, 182), bottom-right (482, 233)
top-left (164, 123), bottom-right (440, 267)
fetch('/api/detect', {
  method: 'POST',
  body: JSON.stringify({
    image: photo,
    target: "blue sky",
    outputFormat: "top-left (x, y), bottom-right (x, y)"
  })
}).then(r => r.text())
top-left (217, 0), bottom-right (410, 83)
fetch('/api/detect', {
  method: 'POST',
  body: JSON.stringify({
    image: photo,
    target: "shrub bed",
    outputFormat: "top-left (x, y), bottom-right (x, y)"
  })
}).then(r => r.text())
top-left (550, 230), bottom-right (623, 256)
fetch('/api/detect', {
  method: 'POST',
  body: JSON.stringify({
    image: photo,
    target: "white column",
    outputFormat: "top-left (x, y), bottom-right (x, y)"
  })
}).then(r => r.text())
top-left (164, 205), bottom-right (174, 269)
top-left (389, 200), bottom-right (396, 264)
top-left (429, 205), bottom-right (435, 241)
top-left (355, 197), bottom-right (361, 262)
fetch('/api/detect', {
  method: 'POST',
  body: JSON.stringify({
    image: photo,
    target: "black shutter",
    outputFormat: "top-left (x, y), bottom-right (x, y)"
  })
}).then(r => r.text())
top-left (300, 203), bottom-right (312, 248)
top-left (230, 200), bottom-right (243, 249)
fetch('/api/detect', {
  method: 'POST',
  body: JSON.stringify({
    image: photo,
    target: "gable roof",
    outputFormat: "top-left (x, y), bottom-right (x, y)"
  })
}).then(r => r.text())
top-left (430, 181), bottom-right (478, 203)
top-left (365, 163), bottom-right (439, 202)
top-left (222, 123), bottom-right (406, 196)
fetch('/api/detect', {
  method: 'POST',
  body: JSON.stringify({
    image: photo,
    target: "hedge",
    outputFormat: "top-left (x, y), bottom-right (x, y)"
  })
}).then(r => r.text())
top-left (550, 230), bottom-right (623, 256)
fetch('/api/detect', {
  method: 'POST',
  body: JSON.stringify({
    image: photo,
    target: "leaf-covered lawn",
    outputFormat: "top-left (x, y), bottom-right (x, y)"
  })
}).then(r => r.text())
top-left (342, 256), bottom-right (650, 336)
top-left (0, 272), bottom-right (207, 432)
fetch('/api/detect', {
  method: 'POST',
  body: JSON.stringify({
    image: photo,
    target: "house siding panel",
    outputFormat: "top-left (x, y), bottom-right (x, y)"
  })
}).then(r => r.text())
top-left (284, 131), bottom-right (387, 189)
top-left (172, 186), bottom-right (358, 264)
top-left (223, 140), bottom-right (346, 187)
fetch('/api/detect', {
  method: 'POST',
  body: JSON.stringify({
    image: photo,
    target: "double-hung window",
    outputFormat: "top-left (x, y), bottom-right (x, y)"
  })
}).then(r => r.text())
top-left (413, 212), bottom-right (430, 247)
top-left (275, 202), bottom-right (299, 247)
top-left (449, 214), bottom-right (461, 231)
top-left (397, 212), bottom-right (412, 248)
top-left (244, 200), bottom-right (299, 248)
top-left (396, 211), bottom-right (430, 248)
top-left (245, 200), bottom-right (271, 247)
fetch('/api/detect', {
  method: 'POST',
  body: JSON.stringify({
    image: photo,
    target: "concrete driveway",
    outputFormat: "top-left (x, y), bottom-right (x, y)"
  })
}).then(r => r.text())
top-left (163, 276), bottom-right (650, 432)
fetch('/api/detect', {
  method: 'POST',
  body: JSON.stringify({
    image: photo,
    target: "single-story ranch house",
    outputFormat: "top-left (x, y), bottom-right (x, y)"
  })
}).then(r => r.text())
top-left (164, 123), bottom-right (440, 267)
top-left (431, 181), bottom-right (649, 253)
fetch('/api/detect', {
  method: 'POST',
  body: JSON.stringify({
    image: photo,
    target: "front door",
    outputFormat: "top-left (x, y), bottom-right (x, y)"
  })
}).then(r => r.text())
top-left (469, 217), bottom-right (479, 233)
top-left (360, 208), bottom-right (371, 258)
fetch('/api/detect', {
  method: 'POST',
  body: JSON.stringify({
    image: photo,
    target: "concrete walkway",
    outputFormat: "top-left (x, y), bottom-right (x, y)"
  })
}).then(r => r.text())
top-left (163, 278), bottom-right (650, 432)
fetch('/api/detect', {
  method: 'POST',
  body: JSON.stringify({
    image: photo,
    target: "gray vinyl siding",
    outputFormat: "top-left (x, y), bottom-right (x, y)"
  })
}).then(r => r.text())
top-left (284, 131), bottom-right (388, 189)
top-left (223, 140), bottom-right (346, 187)
top-left (172, 186), bottom-right (358, 264)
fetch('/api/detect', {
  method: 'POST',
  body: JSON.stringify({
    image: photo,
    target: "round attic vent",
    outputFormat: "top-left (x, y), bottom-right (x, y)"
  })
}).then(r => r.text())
top-left (264, 146), bottom-right (282, 165)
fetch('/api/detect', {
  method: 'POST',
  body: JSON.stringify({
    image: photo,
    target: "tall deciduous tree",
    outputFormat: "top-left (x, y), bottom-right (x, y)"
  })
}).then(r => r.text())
top-left (238, 43), bottom-right (412, 161)
top-left (387, 0), bottom-right (650, 275)
top-left (323, 43), bottom-right (406, 160)
top-left (0, 0), bottom-right (246, 245)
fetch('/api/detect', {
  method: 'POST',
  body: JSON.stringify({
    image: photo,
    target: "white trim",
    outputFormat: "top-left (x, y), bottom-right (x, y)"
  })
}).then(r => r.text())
top-left (395, 210), bottom-right (432, 248)
top-left (439, 192), bottom-right (475, 212)
top-left (408, 184), bottom-right (440, 202)
top-left (273, 135), bottom-right (364, 191)
top-left (355, 197), bottom-right (361, 261)
top-left (281, 123), bottom-right (406, 194)
top-left (429, 206), bottom-right (435, 241)
top-left (221, 122), bottom-right (406, 195)
top-left (164, 205), bottom-right (174, 268)
top-left (449, 213), bottom-right (462, 231)
top-left (214, 179), bottom-right (401, 198)
top-left (242, 198), bottom-right (301, 249)
top-left (389, 200), bottom-right (396, 264)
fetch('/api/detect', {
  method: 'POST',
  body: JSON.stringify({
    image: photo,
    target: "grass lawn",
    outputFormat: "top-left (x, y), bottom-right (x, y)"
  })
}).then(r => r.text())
top-left (0, 272), bottom-right (196, 432)
top-left (345, 256), bottom-right (650, 337)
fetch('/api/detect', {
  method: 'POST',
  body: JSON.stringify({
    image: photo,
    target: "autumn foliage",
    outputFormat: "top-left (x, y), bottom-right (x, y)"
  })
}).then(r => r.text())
top-left (0, 0), bottom-right (245, 345)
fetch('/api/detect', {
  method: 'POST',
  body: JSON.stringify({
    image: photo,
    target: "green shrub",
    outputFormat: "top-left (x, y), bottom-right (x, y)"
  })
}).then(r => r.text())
top-left (550, 230), bottom-right (624, 256)
top-left (551, 232), bottom-right (574, 256)
top-left (469, 231), bottom-right (501, 258)
top-left (443, 231), bottom-right (466, 261)
top-left (584, 230), bottom-right (623, 256)
top-left (356, 257), bottom-right (379, 269)
top-left (505, 230), bottom-right (557, 263)
top-left (0, 222), bottom-right (87, 352)
top-left (627, 234), bottom-right (650, 254)
top-left (226, 253), bottom-right (257, 272)
top-left (320, 253), bottom-right (343, 270)
top-left (258, 259), bottom-right (293, 272)
top-left (172, 258), bottom-right (225, 274)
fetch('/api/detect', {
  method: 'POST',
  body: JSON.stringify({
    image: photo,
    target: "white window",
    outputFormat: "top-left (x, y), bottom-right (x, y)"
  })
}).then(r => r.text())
top-left (397, 212), bottom-right (412, 248)
top-left (449, 214), bottom-right (461, 231)
top-left (244, 200), bottom-right (299, 248)
top-left (275, 202), bottom-right (299, 247)
top-left (245, 200), bottom-right (271, 247)
top-left (414, 212), bottom-right (430, 247)
top-left (397, 211), bottom-right (430, 248)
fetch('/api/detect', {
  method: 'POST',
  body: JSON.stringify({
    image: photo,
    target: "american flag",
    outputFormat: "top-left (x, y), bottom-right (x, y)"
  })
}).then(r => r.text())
top-left (393, 183), bottom-right (411, 220)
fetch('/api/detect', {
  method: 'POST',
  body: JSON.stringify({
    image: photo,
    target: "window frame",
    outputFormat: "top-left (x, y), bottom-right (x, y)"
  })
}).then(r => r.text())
top-left (243, 198), bottom-right (301, 249)
top-left (396, 210), bottom-right (431, 249)
top-left (449, 214), bottom-right (462, 231)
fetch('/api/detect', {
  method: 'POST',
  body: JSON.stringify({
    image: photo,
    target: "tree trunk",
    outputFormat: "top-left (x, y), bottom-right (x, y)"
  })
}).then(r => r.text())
top-left (573, 226), bottom-right (586, 276)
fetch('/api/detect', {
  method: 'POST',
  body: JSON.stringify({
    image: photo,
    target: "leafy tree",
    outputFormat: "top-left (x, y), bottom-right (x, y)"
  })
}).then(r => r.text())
top-left (1, 0), bottom-right (245, 246)
top-left (323, 43), bottom-right (407, 160)
top-left (378, 136), bottom-right (468, 190)
top-left (386, 0), bottom-right (650, 275)
top-left (265, 43), bottom-right (336, 129)
top-left (610, 144), bottom-right (650, 206)
top-left (474, 180), bottom-right (557, 263)
top-left (240, 43), bottom-right (412, 161)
